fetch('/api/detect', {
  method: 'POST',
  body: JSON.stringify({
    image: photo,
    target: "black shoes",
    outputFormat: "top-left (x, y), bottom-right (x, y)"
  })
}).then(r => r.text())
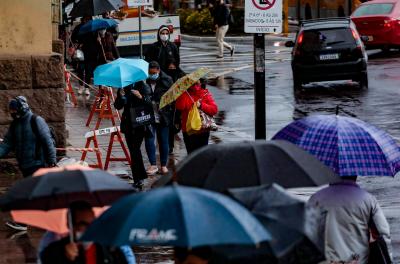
top-left (230, 46), bottom-right (235, 57)
top-left (133, 180), bottom-right (144, 191)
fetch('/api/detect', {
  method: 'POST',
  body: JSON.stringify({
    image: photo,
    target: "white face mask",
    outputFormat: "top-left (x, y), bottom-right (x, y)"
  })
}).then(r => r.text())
top-left (160, 34), bottom-right (169, 42)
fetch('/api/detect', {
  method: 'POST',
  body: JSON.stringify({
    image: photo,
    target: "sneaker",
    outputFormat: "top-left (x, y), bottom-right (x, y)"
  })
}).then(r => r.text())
top-left (78, 86), bottom-right (84, 95)
top-left (216, 55), bottom-right (224, 59)
top-left (230, 46), bottom-right (235, 57)
top-left (6, 221), bottom-right (28, 231)
top-left (161, 166), bottom-right (169, 175)
top-left (146, 165), bottom-right (159, 175)
top-left (84, 88), bottom-right (90, 96)
top-left (7, 230), bottom-right (27, 240)
top-left (132, 180), bottom-right (144, 191)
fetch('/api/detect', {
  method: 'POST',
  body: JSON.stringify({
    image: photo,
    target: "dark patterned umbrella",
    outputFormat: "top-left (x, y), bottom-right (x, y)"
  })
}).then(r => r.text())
top-left (70, 0), bottom-right (125, 18)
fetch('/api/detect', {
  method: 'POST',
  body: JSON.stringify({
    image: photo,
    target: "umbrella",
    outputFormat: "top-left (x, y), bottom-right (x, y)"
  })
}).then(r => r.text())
top-left (81, 185), bottom-right (271, 247)
top-left (176, 140), bottom-right (339, 192)
top-left (79, 18), bottom-right (118, 35)
top-left (94, 58), bottom-right (149, 88)
top-left (272, 114), bottom-right (400, 176)
top-left (70, 0), bottom-right (125, 18)
top-left (159, 67), bottom-right (210, 109)
top-left (0, 169), bottom-right (134, 211)
top-left (221, 184), bottom-right (325, 263)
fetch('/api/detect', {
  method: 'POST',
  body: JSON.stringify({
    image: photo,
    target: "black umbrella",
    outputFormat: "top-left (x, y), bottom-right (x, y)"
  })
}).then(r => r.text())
top-left (210, 184), bottom-right (326, 264)
top-left (176, 140), bottom-right (339, 192)
top-left (70, 0), bottom-right (125, 18)
top-left (0, 169), bottom-right (134, 211)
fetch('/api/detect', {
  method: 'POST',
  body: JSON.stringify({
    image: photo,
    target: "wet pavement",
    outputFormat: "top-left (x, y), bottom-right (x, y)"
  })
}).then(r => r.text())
top-left (0, 37), bottom-right (400, 262)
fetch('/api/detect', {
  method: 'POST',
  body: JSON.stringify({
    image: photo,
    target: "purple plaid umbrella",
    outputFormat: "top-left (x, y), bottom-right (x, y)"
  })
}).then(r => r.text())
top-left (272, 115), bottom-right (400, 177)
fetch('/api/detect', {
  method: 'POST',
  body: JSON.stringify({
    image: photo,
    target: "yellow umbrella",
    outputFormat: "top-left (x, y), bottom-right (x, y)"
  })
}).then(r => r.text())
top-left (159, 67), bottom-right (210, 109)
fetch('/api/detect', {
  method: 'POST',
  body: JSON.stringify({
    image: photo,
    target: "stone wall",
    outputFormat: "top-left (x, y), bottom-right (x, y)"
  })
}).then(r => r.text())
top-left (0, 52), bottom-right (66, 155)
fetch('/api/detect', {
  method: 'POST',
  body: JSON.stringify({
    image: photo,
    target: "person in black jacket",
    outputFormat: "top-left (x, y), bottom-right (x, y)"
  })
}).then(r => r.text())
top-left (213, 0), bottom-right (235, 59)
top-left (145, 61), bottom-right (174, 175)
top-left (41, 201), bottom-right (128, 264)
top-left (144, 25), bottom-right (180, 73)
top-left (114, 81), bottom-right (153, 190)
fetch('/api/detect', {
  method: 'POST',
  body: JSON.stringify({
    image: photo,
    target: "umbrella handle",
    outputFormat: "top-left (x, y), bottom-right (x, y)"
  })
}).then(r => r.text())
top-left (68, 209), bottom-right (75, 243)
top-left (98, 32), bottom-right (107, 63)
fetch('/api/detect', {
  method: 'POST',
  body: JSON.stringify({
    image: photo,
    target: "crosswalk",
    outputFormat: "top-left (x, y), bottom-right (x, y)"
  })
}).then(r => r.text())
top-left (179, 42), bottom-right (291, 78)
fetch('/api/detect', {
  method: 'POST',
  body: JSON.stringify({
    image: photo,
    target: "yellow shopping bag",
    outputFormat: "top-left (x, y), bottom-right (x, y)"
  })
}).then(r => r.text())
top-left (186, 103), bottom-right (202, 135)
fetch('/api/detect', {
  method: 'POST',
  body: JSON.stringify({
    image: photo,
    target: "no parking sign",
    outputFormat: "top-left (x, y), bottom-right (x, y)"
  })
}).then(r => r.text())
top-left (245, 0), bottom-right (282, 33)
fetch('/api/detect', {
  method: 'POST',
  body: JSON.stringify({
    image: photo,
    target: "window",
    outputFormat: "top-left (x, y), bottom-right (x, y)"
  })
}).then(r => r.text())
top-left (352, 3), bottom-right (394, 17)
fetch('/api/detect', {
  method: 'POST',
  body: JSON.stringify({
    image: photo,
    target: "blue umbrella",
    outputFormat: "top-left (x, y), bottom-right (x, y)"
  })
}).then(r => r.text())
top-left (94, 58), bottom-right (149, 88)
top-left (272, 114), bottom-right (400, 176)
top-left (79, 18), bottom-right (118, 35)
top-left (81, 185), bottom-right (271, 247)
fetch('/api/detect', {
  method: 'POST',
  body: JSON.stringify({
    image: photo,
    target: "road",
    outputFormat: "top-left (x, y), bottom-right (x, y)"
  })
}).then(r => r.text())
top-left (179, 38), bottom-right (400, 262)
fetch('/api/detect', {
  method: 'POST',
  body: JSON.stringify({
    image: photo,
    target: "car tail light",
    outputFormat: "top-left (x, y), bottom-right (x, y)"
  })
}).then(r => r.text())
top-left (297, 32), bottom-right (304, 45)
top-left (351, 28), bottom-right (360, 40)
top-left (384, 19), bottom-right (394, 28)
top-left (294, 32), bottom-right (304, 56)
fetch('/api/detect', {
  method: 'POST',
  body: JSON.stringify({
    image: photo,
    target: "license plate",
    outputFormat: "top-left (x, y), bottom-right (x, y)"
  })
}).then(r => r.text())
top-left (368, 36), bottom-right (374, 41)
top-left (319, 54), bottom-right (339, 60)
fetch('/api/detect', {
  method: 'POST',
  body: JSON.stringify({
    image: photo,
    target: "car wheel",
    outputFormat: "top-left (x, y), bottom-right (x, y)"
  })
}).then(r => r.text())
top-left (359, 73), bottom-right (368, 89)
top-left (293, 75), bottom-right (302, 90)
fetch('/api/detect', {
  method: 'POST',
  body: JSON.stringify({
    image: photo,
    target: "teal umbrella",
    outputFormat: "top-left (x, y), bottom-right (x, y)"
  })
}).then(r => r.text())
top-left (94, 58), bottom-right (149, 88)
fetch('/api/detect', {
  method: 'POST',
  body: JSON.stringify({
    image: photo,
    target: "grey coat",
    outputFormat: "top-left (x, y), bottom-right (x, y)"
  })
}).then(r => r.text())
top-left (0, 111), bottom-right (56, 170)
top-left (309, 181), bottom-right (392, 264)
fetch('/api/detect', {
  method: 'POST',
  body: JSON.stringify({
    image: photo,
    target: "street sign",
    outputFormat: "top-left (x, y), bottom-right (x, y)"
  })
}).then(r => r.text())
top-left (127, 0), bottom-right (153, 7)
top-left (85, 126), bottom-right (120, 139)
top-left (245, 0), bottom-right (283, 33)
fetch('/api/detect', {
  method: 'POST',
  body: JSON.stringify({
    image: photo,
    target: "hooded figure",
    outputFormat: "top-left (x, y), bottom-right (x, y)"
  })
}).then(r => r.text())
top-left (144, 25), bottom-right (180, 73)
top-left (0, 96), bottom-right (56, 177)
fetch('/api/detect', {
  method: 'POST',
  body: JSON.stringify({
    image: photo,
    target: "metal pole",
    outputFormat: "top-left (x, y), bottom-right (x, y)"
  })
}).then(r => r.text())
top-left (139, 7), bottom-right (143, 59)
top-left (254, 33), bottom-right (266, 140)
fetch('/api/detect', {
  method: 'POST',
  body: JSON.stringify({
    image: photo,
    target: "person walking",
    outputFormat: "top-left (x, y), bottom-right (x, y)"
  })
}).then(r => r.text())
top-left (175, 80), bottom-right (218, 154)
top-left (81, 30), bottom-right (101, 97)
top-left (114, 82), bottom-right (153, 190)
top-left (97, 28), bottom-right (120, 64)
top-left (144, 25), bottom-right (180, 73)
top-left (213, 0), bottom-right (235, 59)
top-left (309, 176), bottom-right (392, 264)
top-left (41, 201), bottom-right (134, 263)
top-left (0, 96), bottom-right (56, 231)
top-left (145, 61), bottom-right (174, 175)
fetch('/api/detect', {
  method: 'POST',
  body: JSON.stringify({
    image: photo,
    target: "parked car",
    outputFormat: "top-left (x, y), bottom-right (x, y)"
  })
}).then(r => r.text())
top-left (351, 0), bottom-right (400, 52)
top-left (286, 18), bottom-right (368, 89)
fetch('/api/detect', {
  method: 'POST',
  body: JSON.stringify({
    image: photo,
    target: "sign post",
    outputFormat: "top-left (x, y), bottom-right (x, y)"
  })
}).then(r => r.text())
top-left (128, 0), bottom-right (154, 58)
top-left (245, 0), bottom-right (282, 139)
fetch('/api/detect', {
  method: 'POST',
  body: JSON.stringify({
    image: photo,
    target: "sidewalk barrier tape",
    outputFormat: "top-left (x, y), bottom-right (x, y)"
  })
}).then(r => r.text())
top-left (56, 147), bottom-right (101, 153)
top-left (84, 126), bottom-right (120, 138)
top-left (67, 70), bottom-right (99, 92)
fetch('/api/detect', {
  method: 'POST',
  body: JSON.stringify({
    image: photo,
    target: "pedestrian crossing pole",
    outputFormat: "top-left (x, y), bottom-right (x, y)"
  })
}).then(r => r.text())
top-left (254, 34), bottom-right (266, 140)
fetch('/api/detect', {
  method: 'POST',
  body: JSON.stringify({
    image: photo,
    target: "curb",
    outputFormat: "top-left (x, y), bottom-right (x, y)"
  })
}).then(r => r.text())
top-left (181, 33), bottom-right (295, 43)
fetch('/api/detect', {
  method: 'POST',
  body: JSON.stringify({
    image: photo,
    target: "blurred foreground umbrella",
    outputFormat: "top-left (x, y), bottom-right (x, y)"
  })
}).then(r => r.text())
top-left (94, 58), bottom-right (149, 88)
top-left (81, 185), bottom-right (271, 247)
top-left (159, 67), bottom-right (210, 109)
top-left (79, 18), bottom-right (118, 35)
top-left (273, 114), bottom-right (400, 176)
top-left (215, 184), bottom-right (326, 264)
top-left (176, 140), bottom-right (339, 192)
top-left (70, 0), bottom-right (125, 17)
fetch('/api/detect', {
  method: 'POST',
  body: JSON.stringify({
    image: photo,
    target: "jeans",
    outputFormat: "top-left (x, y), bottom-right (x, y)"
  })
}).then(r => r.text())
top-left (145, 124), bottom-right (169, 166)
top-left (183, 131), bottom-right (210, 154)
top-left (125, 127), bottom-right (147, 183)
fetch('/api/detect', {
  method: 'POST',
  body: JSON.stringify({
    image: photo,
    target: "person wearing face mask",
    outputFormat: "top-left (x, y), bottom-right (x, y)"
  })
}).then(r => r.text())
top-left (0, 96), bottom-right (56, 232)
top-left (144, 25), bottom-right (180, 73)
top-left (175, 80), bottom-right (218, 154)
top-left (41, 201), bottom-right (135, 264)
top-left (145, 61), bottom-right (174, 175)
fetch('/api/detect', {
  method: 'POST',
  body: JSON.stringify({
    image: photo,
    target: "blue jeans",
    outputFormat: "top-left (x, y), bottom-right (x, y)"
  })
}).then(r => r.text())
top-left (145, 124), bottom-right (169, 166)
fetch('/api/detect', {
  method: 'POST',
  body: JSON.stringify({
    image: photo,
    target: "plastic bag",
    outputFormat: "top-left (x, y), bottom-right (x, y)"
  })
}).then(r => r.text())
top-left (186, 103), bottom-right (202, 135)
top-left (73, 49), bottom-right (85, 61)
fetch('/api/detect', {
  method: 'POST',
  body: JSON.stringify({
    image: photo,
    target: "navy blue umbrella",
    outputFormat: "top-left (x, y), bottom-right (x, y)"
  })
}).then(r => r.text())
top-left (81, 185), bottom-right (271, 247)
top-left (79, 19), bottom-right (118, 35)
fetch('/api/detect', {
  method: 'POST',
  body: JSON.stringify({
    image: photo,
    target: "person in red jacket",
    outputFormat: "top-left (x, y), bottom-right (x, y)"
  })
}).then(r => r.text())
top-left (175, 79), bottom-right (218, 154)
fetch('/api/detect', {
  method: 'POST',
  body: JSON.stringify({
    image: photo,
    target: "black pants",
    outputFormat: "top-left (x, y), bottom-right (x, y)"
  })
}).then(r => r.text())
top-left (21, 166), bottom-right (43, 178)
top-left (183, 131), bottom-right (210, 154)
top-left (125, 127), bottom-right (147, 183)
top-left (84, 60), bottom-right (97, 88)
